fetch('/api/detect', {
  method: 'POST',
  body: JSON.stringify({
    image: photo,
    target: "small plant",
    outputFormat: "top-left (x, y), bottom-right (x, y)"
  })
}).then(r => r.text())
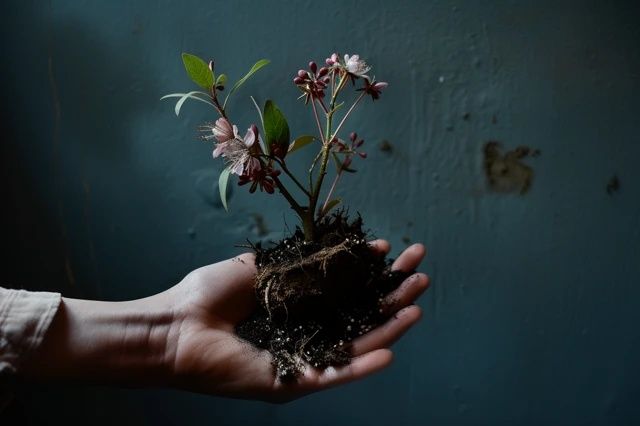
top-left (164, 52), bottom-right (406, 379)
top-left (163, 52), bottom-right (387, 241)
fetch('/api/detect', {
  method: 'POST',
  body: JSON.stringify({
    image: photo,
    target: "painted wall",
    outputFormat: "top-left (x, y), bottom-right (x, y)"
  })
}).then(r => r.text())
top-left (2, 0), bottom-right (639, 424)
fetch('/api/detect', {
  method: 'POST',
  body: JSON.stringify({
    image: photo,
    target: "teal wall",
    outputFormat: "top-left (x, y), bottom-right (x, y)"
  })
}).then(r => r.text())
top-left (2, 1), bottom-right (639, 424)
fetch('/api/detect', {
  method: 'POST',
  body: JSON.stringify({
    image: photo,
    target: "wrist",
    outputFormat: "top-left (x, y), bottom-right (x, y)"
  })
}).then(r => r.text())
top-left (23, 294), bottom-right (178, 388)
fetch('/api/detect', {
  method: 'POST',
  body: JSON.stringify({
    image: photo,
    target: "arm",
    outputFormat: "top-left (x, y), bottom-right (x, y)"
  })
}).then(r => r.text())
top-left (21, 242), bottom-right (429, 402)
top-left (22, 295), bottom-right (176, 387)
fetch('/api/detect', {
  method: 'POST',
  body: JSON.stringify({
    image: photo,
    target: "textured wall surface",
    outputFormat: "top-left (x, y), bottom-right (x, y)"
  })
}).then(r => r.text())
top-left (2, 0), bottom-right (639, 424)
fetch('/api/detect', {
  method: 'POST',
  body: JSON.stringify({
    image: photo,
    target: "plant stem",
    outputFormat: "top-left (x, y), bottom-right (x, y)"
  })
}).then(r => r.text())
top-left (310, 97), bottom-right (325, 142)
top-left (272, 174), bottom-right (304, 216)
top-left (321, 164), bottom-right (343, 214)
top-left (302, 74), bottom-right (358, 240)
top-left (209, 87), bottom-right (227, 119)
top-left (329, 91), bottom-right (366, 142)
top-left (264, 155), bottom-right (311, 197)
top-left (308, 150), bottom-right (323, 190)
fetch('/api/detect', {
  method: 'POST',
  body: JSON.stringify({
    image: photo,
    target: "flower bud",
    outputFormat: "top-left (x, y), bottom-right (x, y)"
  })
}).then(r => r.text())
top-left (354, 138), bottom-right (364, 148)
top-left (264, 182), bottom-right (275, 194)
top-left (358, 152), bottom-right (367, 159)
top-left (297, 70), bottom-right (307, 78)
top-left (208, 60), bottom-right (214, 71)
top-left (318, 67), bottom-right (329, 77)
top-left (309, 61), bottom-right (317, 73)
top-left (349, 132), bottom-right (357, 142)
top-left (326, 53), bottom-right (339, 65)
top-left (250, 124), bottom-right (259, 138)
top-left (293, 76), bottom-right (305, 85)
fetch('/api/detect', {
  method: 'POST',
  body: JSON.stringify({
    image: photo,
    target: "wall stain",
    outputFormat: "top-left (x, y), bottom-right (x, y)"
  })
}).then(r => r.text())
top-left (606, 174), bottom-right (620, 195)
top-left (379, 139), bottom-right (394, 153)
top-left (483, 141), bottom-right (540, 194)
top-left (251, 213), bottom-right (270, 237)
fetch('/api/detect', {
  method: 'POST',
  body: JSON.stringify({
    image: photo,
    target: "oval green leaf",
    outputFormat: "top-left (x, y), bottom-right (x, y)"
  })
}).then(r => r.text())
top-left (182, 53), bottom-right (214, 90)
top-left (263, 100), bottom-right (290, 157)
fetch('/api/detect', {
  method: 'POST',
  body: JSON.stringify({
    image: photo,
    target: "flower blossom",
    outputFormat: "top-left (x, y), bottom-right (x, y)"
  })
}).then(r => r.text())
top-left (343, 54), bottom-right (371, 81)
top-left (222, 124), bottom-right (262, 175)
top-left (325, 53), bottom-right (339, 66)
top-left (204, 122), bottom-right (262, 176)
top-left (358, 79), bottom-right (388, 101)
top-left (201, 117), bottom-right (240, 158)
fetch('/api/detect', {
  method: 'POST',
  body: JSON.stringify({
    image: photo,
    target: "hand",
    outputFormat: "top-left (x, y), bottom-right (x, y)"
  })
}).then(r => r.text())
top-left (24, 241), bottom-right (429, 404)
top-left (163, 241), bottom-right (429, 402)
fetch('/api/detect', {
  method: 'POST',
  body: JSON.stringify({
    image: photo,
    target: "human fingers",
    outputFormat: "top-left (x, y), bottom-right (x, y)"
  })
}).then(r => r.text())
top-left (391, 243), bottom-right (426, 272)
top-left (381, 273), bottom-right (429, 314)
top-left (367, 239), bottom-right (391, 257)
top-left (349, 305), bottom-right (422, 356)
top-left (311, 348), bottom-right (393, 390)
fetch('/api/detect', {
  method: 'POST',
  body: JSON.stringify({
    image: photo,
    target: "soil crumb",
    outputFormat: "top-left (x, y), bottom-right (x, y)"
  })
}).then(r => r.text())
top-left (236, 213), bottom-right (409, 380)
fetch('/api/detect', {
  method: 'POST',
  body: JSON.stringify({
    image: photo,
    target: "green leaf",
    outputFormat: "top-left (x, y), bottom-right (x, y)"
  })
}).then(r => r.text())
top-left (288, 135), bottom-right (316, 153)
top-left (320, 198), bottom-right (342, 217)
top-left (181, 53), bottom-right (214, 90)
top-left (223, 59), bottom-right (270, 108)
top-left (250, 96), bottom-right (264, 129)
top-left (218, 167), bottom-right (232, 212)
top-left (263, 100), bottom-right (290, 157)
top-left (161, 91), bottom-right (214, 116)
top-left (216, 73), bottom-right (227, 87)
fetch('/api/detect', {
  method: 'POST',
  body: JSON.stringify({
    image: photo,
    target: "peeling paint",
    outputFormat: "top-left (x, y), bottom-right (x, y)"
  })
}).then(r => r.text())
top-left (483, 141), bottom-right (540, 194)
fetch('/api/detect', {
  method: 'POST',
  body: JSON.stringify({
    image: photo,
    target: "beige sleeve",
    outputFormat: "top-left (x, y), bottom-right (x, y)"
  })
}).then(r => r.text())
top-left (0, 287), bottom-right (61, 410)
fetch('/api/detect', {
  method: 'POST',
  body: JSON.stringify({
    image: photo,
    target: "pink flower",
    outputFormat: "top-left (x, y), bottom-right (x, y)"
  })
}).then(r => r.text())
top-left (343, 54), bottom-right (371, 80)
top-left (325, 53), bottom-right (339, 66)
top-left (212, 117), bottom-right (238, 143)
top-left (224, 124), bottom-right (262, 175)
top-left (201, 118), bottom-right (241, 158)
top-left (358, 79), bottom-right (388, 100)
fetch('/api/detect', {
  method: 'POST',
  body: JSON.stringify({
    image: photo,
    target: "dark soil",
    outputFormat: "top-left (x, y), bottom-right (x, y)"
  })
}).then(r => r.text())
top-left (236, 213), bottom-right (410, 380)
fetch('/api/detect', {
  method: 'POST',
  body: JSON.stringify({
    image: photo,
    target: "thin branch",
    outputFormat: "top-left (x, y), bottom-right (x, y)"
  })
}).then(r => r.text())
top-left (330, 91), bottom-right (366, 142)
top-left (310, 96), bottom-right (325, 143)
top-left (320, 165), bottom-right (343, 216)
top-left (262, 154), bottom-right (311, 197)
top-left (316, 97), bottom-right (329, 114)
top-left (272, 174), bottom-right (304, 216)
top-left (308, 150), bottom-right (323, 191)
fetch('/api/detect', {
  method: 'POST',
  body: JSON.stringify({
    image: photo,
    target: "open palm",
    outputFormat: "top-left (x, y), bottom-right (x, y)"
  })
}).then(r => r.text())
top-left (163, 241), bottom-right (429, 403)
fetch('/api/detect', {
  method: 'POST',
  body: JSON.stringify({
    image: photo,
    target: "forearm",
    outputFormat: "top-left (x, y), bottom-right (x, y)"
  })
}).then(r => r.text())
top-left (22, 295), bottom-right (177, 387)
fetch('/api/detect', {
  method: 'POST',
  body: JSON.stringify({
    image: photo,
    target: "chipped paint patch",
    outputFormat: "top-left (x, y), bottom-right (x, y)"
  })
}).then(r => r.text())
top-left (483, 141), bottom-right (540, 194)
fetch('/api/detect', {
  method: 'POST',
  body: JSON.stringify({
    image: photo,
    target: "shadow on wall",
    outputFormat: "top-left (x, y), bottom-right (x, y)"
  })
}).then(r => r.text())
top-left (1, 10), bottom-right (162, 297)
top-left (51, 19), bottom-right (159, 160)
